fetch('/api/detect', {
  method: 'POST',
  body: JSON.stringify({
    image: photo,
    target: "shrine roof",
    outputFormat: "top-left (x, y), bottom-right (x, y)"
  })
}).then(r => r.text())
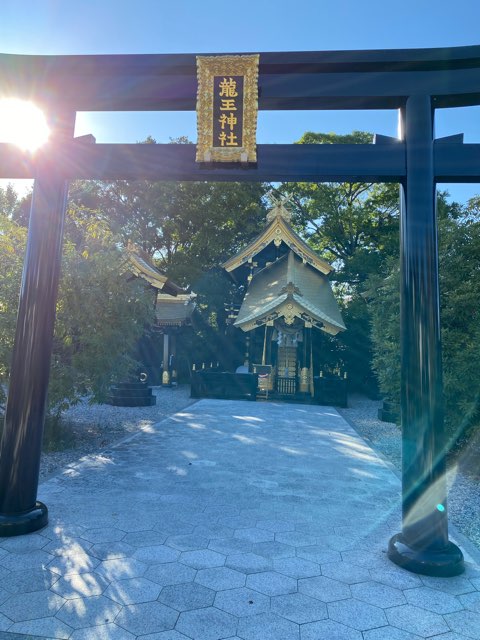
top-left (155, 293), bottom-right (196, 326)
top-left (126, 243), bottom-right (183, 296)
top-left (222, 206), bottom-right (332, 276)
top-left (234, 250), bottom-right (345, 335)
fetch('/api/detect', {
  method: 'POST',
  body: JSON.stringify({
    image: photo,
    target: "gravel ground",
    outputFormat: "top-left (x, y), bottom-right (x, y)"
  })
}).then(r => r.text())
top-left (338, 394), bottom-right (480, 552)
top-left (39, 388), bottom-right (480, 552)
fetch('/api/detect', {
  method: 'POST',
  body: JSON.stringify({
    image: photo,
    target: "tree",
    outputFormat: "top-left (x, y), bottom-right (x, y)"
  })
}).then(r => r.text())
top-left (0, 187), bottom-right (155, 420)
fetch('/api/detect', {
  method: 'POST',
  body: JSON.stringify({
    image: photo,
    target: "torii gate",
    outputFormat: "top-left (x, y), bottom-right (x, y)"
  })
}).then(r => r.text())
top-left (1, 46), bottom-right (480, 577)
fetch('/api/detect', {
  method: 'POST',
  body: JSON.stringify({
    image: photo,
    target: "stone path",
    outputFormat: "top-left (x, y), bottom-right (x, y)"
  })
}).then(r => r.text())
top-left (0, 399), bottom-right (479, 640)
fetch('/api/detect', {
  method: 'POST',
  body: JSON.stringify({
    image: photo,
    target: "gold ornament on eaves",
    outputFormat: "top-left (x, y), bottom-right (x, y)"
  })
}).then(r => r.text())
top-left (196, 54), bottom-right (259, 163)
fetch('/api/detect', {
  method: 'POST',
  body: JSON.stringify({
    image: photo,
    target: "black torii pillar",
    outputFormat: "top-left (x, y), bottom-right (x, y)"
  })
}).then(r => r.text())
top-left (387, 95), bottom-right (464, 576)
top-left (0, 116), bottom-right (74, 536)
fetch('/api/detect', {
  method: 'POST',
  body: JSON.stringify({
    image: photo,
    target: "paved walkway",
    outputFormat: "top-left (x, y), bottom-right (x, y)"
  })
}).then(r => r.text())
top-left (0, 399), bottom-right (479, 640)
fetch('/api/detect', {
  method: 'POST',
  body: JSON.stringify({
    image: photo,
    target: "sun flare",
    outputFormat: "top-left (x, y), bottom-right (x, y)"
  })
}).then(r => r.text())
top-left (0, 98), bottom-right (50, 152)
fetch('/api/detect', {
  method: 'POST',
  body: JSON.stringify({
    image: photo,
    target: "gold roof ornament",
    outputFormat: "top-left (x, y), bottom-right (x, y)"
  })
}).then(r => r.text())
top-left (266, 193), bottom-right (293, 223)
top-left (222, 194), bottom-right (332, 275)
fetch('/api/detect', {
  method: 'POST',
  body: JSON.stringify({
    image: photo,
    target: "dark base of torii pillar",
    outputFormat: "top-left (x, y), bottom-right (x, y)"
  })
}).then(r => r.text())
top-left (0, 145), bottom-right (69, 537)
top-left (387, 95), bottom-right (463, 577)
top-left (0, 503), bottom-right (48, 538)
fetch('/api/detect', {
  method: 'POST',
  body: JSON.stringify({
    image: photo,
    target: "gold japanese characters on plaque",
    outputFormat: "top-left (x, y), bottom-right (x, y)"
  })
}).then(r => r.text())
top-left (196, 54), bottom-right (259, 163)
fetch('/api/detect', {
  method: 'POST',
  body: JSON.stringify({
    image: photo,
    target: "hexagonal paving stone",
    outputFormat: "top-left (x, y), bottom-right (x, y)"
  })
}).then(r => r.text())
top-left (195, 524), bottom-right (234, 539)
top-left (209, 537), bottom-right (253, 556)
top-left (340, 549), bottom-right (390, 570)
top-left (123, 530), bottom-right (168, 547)
top-left (139, 631), bottom-right (191, 640)
top-left (0, 550), bottom-right (53, 571)
top-left (69, 623), bottom-right (136, 639)
top-left (90, 541), bottom-right (135, 561)
top-left (301, 619), bottom-right (363, 640)
top-left (115, 601), bottom-right (178, 636)
top-left (226, 552), bottom-right (272, 574)
top-left (144, 562), bottom-right (196, 587)
top-left (369, 567), bottom-right (423, 591)
top-left (386, 604), bottom-right (450, 637)
top-left (42, 538), bottom-right (94, 556)
top-left (195, 566), bottom-right (245, 590)
top-left (0, 589), bottom-right (65, 622)
top-left (316, 535), bottom-right (357, 553)
top-left (444, 610), bottom-right (480, 639)
top-left (328, 598), bottom-right (387, 631)
top-left (321, 561), bottom-right (371, 584)
top-left (420, 574), bottom-right (477, 595)
top-left (179, 549), bottom-right (225, 569)
top-left (275, 531), bottom-right (318, 547)
top-left (234, 528), bottom-right (274, 543)
top-left (219, 515), bottom-right (257, 529)
top-left (460, 590), bottom-right (480, 613)
top-left (81, 527), bottom-right (126, 544)
top-left (237, 612), bottom-right (299, 640)
top-left (2, 567), bottom-right (59, 594)
top-left (47, 552), bottom-right (101, 576)
top-left (273, 557), bottom-right (321, 579)
top-left (96, 558), bottom-right (147, 581)
top-left (298, 575), bottom-right (351, 602)
top-left (176, 606), bottom-right (237, 640)
top-left (158, 582), bottom-right (215, 611)
top-left (8, 616), bottom-right (73, 639)
top-left (104, 577), bottom-right (162, 605)
top-left (214, 586), bottom-right (270, 617)
top-left (297, 546), bottom-right (341, 565)
top-left (251, 541), bottom-right (295, 559)
top-left (0, 611), bottom-right (11, 631)
top-left (246, 571), bottom-right (297, 596)
top-left (0, 533), bottom-right (49, 553)
top-left (350, 581), bottom-right (406, 608)
top-left (166, 534), bottom-right (210, 551)
top-left (56, 594), bottom-right (122, 629)
top-left (133, 545), bottom-right (180, 564)
top-left (271, 592), bottom-right (328, 624)
top-left (404, 586), bottom-right (464, 614)
top-left (363, 627), bottom-right (427, 640)
top-left (138, 631), bottom-right (191, 640)
top-left (256, 519), bottom-right (295, 533)
top-left (50, 572), bottom-right (110, 599)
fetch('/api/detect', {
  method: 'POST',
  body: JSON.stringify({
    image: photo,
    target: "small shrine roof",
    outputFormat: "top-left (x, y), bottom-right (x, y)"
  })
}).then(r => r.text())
top-left (234, 250), bottom-right (345, 335)
top-left (126, 243), bottom-right (183, 296)
top-left (155, 293), bottom-right (196, 327)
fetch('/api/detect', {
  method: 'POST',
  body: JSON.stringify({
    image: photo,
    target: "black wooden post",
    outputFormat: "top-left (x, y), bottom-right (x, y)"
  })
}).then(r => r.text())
top-left (387, 95), bottom-right (464, 576)
top-left (0, 114), bottom-right (74, 536)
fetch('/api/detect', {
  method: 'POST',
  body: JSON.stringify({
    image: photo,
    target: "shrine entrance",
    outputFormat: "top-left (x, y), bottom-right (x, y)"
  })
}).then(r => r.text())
top-left (1, 46), bottom-right (480, 578)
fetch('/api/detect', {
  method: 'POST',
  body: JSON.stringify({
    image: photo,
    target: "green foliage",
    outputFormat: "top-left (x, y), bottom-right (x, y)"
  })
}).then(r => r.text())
top-left (0, 186), bottom-right (155, 419)
top-left (369, 193), bottom-right (480, 445)
top-left (0, 210), bottom-right (26, 408)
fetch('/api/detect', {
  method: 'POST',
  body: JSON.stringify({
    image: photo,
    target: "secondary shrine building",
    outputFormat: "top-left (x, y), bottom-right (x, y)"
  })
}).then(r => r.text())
top-left (223, 198), bottom-right (346, 400)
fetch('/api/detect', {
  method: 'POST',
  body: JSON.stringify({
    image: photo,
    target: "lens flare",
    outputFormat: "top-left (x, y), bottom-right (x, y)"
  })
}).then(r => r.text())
top-left (0, 98), bottom-right (50, 151)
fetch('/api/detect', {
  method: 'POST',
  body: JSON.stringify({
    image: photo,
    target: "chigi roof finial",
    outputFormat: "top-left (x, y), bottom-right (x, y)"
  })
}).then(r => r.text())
top-left (266, 192), bottom-right (293, 223)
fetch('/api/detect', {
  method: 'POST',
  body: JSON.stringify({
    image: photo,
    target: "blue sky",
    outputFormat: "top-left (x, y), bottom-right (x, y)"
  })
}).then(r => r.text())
top-left (1, 0), bottom-right (480, 202)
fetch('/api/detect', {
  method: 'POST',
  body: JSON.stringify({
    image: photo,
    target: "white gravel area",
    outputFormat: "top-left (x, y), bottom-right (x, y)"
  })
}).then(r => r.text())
top-left (338, 394), bottom-right (480, 552)
top-left (39, 388), bottom-right (480, 553)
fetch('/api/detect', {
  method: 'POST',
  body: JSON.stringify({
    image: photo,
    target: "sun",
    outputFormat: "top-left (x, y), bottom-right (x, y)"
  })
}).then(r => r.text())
top-left (0, 98), bottom-right (50, 152)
